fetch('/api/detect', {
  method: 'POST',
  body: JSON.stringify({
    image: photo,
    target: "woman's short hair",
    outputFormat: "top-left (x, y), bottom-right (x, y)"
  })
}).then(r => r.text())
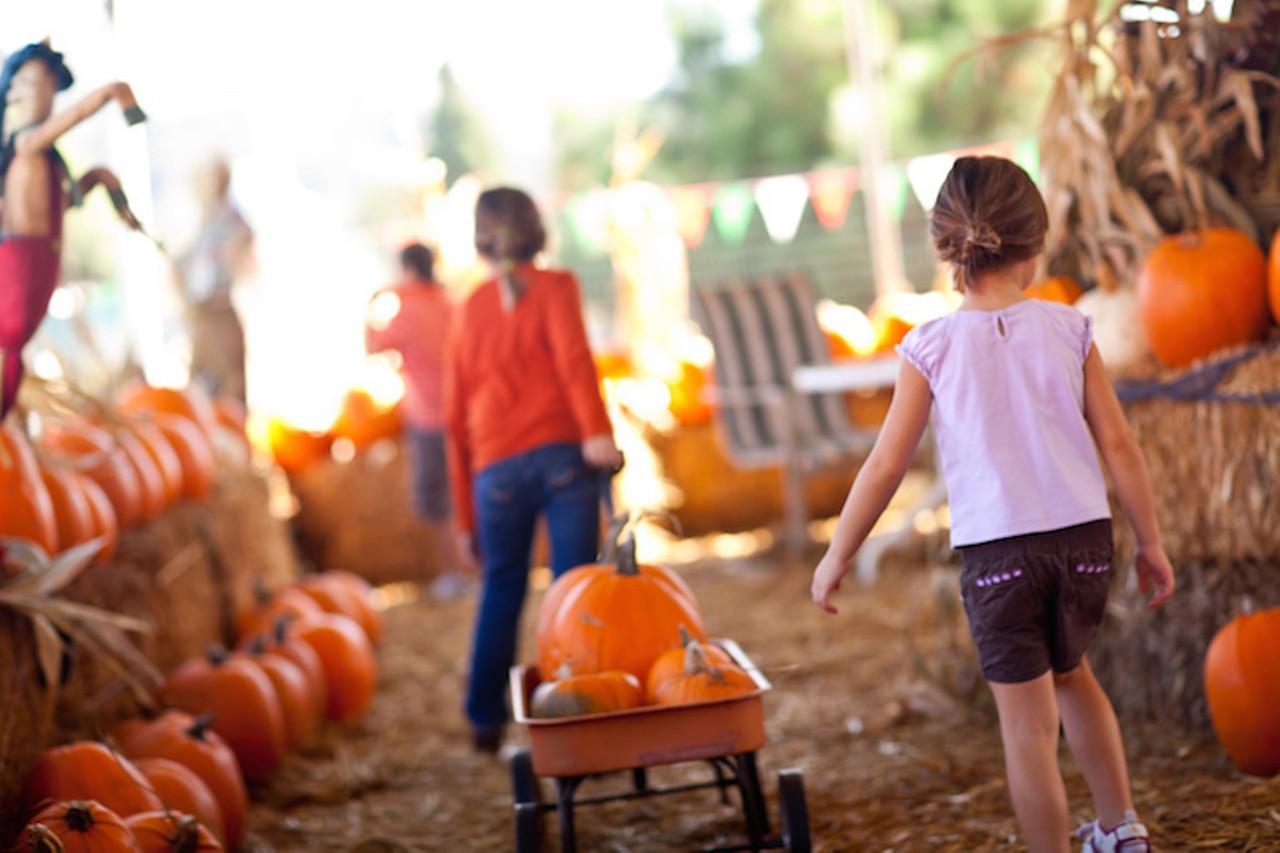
top-left (930, 156), bottom-right (1048, 290)
top-left (474, 187), bottom-right (546, 263)
top-left (399, 242), bottom-right (435, 281)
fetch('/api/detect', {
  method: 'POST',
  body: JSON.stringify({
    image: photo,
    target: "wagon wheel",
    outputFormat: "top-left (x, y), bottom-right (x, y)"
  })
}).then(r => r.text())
top-left (512, 749), bottom-right (545, 853)
top-left (778, 769), bottom-right (811, 852)
top-left (511, 748), bottom-right (542, 805)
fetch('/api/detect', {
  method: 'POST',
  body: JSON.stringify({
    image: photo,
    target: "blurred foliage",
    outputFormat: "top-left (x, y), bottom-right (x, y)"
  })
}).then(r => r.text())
top-left (550, 0), bottom-right (1055, 189)
top-left (424, 63), bottom-right (497, 187)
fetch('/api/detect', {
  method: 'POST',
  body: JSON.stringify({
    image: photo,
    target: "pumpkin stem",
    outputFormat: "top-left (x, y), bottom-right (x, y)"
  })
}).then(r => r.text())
top-left (682, 637), bottom-right (724, 682)
top-left (245, 634), bottom-right (266, 656)
top-left (207, 643), bottom-right (229, 665)
top-left (272, 616), bottom-right (290, 645)
top-left (598, 511), bottom-right (629, 562)
top-left (614, 533), bottom-right (640, 576)
top-left (187, 712), bottom-right (217, 741)
top-left (678, 624), bottom-right (694, 647)
top-left (251, 576), bottom-right (272, 606)
top-left (171, 815), bottom-right (202, 853)
top-left (62, 802), bottom-right (96, 832)
top-left (24, 822), bottom-right (66, 852)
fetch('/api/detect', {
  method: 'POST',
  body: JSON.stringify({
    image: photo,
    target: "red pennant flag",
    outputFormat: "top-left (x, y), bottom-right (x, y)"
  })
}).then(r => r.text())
top-left (665, 184), bottom-right (714, 247)
top-left (808, 168), bottom-right (857, 230)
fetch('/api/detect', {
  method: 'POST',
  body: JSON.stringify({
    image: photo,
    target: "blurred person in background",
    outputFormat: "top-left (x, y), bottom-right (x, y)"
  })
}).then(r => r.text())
top-left (177, 155), bottom-right (254, 402)
top-left (366, 241), bottom-right (472, 599)
top-left (445, 186), bottom-right (623, 754)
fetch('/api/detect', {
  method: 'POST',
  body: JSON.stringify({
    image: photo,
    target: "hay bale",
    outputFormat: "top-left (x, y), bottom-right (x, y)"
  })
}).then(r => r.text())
top-left (1111, 341), bottom-right (1280, 565)
top-left (289, 438), bottom-right (441, 585)
top-left (1090, 558), bottom-right (1280, 730)
top-left (0, 458), bottom-right (299, 838)
top-left (617, 411), bottom-right (854, 538)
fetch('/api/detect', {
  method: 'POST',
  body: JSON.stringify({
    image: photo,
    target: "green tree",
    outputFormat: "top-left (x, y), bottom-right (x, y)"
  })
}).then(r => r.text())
top-left (424, 63), bottom-right (496, 186)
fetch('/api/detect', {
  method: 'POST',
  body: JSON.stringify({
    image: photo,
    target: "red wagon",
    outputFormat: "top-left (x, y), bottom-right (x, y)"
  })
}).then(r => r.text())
top-left (508, 639), bottom-right (811, 851)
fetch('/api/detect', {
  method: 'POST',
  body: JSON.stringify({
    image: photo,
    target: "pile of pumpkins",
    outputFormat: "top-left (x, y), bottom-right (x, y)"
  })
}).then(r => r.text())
top-left (14, 568), bottom-right (381, 851)
top-left (1, 380), bottom-right (245, 570)
top-left (529, 518), bottom-right (757, 719)
top-left (264, 387), bottom-right (401, 477)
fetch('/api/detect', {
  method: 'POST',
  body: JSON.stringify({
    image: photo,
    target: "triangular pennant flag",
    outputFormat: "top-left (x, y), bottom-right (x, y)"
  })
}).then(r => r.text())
top-left (711, 183), bottom-right (755, 245)
top-left (753, 175), bottom-right (810, 244)
top-left (877, 163), bottom-right (909, 223)
top-left (665, 184), bottom-right (713, 248)
top-left (565, 188), bottom-right (611, 255)
top-left (906, 152), bottom-right (957, 212)
top-left (808, 168), bottom-right (857, 230)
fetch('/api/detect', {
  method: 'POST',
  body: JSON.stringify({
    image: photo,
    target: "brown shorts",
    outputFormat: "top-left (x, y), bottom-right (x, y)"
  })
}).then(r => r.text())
top-left (958, 520), bottom-right (1114, 684)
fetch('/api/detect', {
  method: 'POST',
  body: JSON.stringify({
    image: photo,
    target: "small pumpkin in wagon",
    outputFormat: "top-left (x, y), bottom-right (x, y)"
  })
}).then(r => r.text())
top-left (530, 665), bottom-right (644, 719)
top-left (648, 636), bottom-right (757, 707)
top-left (535, 519), bottom-right (706, 683)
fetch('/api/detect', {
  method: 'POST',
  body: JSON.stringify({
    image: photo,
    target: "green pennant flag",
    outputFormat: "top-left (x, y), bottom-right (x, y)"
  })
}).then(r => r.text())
top-left (877, 163), bottom-right (908, 223)
top-left (711, 183), bottom-right (756, 245)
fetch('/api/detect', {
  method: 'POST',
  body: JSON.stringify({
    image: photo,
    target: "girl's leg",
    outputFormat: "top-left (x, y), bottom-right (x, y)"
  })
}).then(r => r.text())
top-left (989, 673), bottom-right (1071, 853)
top-left (1055, 655), bottom-right (1134, 829)
top-left (464, 457), bottom-right (539, 732)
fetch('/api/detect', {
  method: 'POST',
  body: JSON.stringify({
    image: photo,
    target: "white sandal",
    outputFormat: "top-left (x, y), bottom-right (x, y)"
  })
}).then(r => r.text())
top-left (1078, 810), bottom-right (1150, 852)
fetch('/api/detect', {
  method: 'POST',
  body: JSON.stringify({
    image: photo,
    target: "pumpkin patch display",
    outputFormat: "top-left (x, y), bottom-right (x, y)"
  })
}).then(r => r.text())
top-left (112, 712), bottom-right (248, 849)
top-left (1204, 607), bottom-right (1280, 777)
top-left (159, 645), bottom-right (287, 781)
top-left (530, 666), bottom-right (644, 719)
top-left (23, 741), bottom-right (164, 818)
top-left (1136, 228), bottom-right (1270, 368)
top-left (21, 800), bottom-right (141, 852)
top-left (647, 637), bottom-right (757, 707)
top-left (535, 529), bottom-right (707, 683)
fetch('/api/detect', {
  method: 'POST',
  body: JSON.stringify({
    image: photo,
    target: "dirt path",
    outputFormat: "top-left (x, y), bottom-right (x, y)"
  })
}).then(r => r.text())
top-left (243, 548), bottom-right (1279, 852)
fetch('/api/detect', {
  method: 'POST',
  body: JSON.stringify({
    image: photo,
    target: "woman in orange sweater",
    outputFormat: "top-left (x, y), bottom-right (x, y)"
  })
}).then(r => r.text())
top-left (445, 187), bottom-right (622, 752)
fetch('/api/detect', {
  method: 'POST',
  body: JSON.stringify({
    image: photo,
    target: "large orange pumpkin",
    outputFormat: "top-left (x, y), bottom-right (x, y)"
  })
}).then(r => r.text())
top-left (116, 382), bottom-right (218, 440)
top-left (151, 413), bottom-right (215, 501)
top-left (39, 418), bottom-right (144, 530)
top-left (1268, 228), bottom-right (1280, 326)
top-left (266, 416), bottom-right (334, 476)
top-left (1204, 607), bottom-right (1280, 777)
top-left (289, 613), bottom-right (378, 724)
top-left (1, 421), bottom-right (58, 558)
top-left (160, 646), bottom-right (287, 781)
top-left (39, 463), bottom-right (96, 554)
top-left (1136, 228), bottom-right (1270, 368)
top-left (535, 532), bottom-right (707, 683)
top-left (132, 757), bottom-right (226, 845)
top-left (23, 741), bottom-right (164, 817)
top-left (21, 800), bottom-right (141, 852)
top-left (124, 811), bottom-right (224, 853)
top-left (112, 712), bottom-right (247, 849)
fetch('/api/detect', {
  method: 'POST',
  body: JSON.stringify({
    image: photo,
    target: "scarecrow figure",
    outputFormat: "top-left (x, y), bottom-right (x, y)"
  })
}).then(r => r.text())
top-left (0, 40), bottom-right (147, 417)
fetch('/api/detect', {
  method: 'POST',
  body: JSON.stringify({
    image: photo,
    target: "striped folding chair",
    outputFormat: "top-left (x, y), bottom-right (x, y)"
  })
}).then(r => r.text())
top-left (691, 270), bottom-right (880, 554)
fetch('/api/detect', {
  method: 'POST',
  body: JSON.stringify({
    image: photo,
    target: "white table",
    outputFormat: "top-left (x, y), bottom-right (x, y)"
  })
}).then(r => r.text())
top-left (792, 356), bottom-right (901, 394)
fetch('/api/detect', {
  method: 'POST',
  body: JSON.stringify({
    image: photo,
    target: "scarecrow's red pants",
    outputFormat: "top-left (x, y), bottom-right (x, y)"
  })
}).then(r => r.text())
top-left (0, 234), bottom-right (60, 417)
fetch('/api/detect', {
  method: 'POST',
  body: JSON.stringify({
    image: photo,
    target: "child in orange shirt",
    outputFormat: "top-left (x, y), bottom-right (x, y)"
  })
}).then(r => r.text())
top-left (445, 187), bottom-right (622, 752)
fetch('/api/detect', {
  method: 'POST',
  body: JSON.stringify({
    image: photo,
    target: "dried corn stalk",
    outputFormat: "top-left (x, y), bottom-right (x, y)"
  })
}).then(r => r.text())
top-left (951, 0), bottom-right (1280, 287)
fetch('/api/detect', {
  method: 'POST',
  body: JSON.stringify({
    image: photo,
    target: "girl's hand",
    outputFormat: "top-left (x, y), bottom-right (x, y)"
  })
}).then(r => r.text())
top-left (582, 435), bottom-right (623, 471)
top-left (811, 550), bottom-right (851, 614)
top-left (1134, 543), bottom-right (1175, 609)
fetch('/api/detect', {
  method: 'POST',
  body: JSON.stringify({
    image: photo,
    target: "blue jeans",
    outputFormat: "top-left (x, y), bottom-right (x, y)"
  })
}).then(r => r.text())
top-left (465, 443), bottom-right (601, 729)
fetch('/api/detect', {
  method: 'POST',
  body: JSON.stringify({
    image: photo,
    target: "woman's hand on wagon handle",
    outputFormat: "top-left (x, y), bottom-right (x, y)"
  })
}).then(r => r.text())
top-left (582, 434), bottom-right (623, 472)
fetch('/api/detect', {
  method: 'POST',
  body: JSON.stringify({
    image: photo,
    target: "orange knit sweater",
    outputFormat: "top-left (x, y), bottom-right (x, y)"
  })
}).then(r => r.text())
top-left (444, 265), bottom-right (612, 532)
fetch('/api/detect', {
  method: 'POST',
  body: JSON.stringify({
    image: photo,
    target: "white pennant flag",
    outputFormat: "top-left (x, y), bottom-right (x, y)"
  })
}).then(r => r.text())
top-left (753, 175), bottom-right (810, 244)
top-left (906, 152), bottom-right (957, 213)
